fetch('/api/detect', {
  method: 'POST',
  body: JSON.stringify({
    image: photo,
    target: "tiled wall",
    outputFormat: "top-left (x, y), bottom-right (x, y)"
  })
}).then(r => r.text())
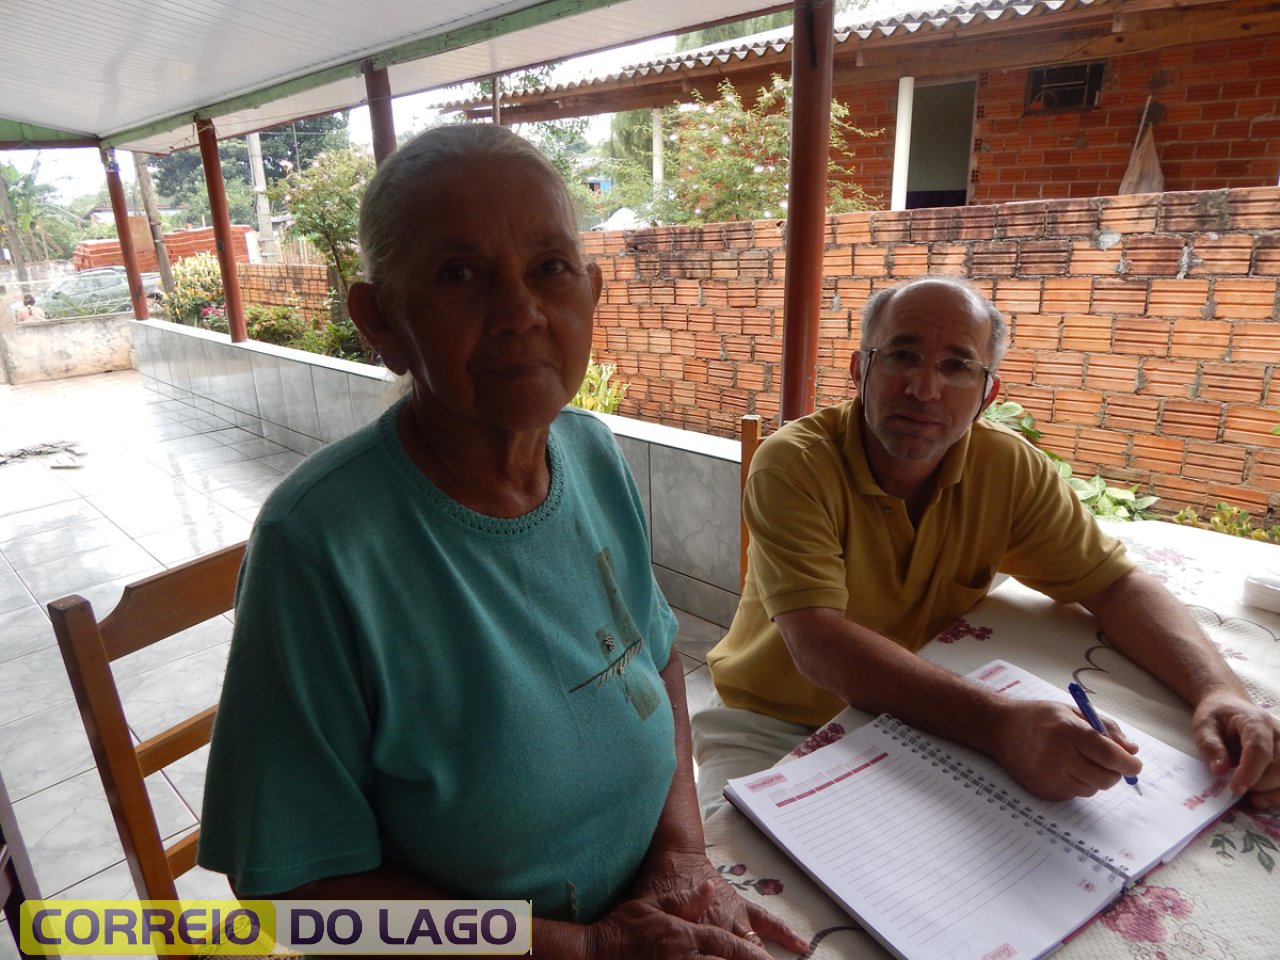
top-left (131, 319), bottom-right (745, 626)
top-left (131, 320), bottom-right (399, 456)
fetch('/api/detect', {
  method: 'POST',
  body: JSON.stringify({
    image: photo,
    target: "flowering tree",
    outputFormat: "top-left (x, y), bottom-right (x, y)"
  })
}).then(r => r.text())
top-left (278, 147), bottom-right (375, 303)
top-left (650, 75), bottom-right (880, 226)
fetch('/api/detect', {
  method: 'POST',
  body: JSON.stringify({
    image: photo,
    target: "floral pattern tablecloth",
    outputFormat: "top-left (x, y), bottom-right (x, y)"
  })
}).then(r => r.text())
top-left (703, 521), bottom-right (1280, 959)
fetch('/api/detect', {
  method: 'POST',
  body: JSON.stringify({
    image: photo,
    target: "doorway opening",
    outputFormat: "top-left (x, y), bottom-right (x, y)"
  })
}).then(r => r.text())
top-left (906, 79), bottom-right (977, 209)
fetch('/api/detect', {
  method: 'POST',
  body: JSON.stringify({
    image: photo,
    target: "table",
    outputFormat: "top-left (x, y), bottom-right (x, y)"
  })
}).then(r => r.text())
top-left (703, 520), bottom-right (1280, 959)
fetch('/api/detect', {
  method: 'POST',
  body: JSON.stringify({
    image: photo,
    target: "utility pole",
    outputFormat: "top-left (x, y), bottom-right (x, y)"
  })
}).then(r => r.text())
top-left (0, 172), bottom-right (29, 282)
top-left (133, 153), bottom-right (175, 296)
top-left (246, 133), bottom-right (278, 261)
top-left (651, 108), bottom-right (665, 191)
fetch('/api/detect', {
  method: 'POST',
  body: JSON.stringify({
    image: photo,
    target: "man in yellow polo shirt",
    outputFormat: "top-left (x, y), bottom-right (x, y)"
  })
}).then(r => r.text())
top-left (698, 275), bottom-right (1280, 816)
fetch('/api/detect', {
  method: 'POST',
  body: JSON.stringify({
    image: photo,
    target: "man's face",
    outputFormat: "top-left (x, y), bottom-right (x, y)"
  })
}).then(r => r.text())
top-left (852, 281), bottom-right (996, 469)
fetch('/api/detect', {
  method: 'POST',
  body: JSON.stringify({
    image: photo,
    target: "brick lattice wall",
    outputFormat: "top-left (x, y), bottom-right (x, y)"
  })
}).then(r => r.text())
top-left (827, 32), bottom-right (1280, 205)
top-left (584, 185), bottom-right (1280, 518)
top-left (238, 263), bottom-right (331, 317)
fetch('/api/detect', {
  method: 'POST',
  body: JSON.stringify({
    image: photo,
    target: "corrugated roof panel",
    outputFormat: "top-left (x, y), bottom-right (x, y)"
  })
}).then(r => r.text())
top-left (434, 0), bottom-right (1109, 114)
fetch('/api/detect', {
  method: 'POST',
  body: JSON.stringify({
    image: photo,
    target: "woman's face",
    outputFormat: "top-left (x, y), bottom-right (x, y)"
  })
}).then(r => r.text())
top-left (373, 155), bottom-right (601, 435)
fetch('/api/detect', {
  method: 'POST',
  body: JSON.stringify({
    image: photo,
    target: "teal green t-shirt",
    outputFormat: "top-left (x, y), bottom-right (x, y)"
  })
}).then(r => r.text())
top-left (198, 400), bottom-right (677, 922)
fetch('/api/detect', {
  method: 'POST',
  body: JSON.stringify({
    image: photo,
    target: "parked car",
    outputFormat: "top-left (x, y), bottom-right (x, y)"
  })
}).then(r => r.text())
top-left (40, 267), bottom-right (162, 319)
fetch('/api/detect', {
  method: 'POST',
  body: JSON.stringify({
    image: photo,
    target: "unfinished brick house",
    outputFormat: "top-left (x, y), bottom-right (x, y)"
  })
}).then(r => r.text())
top-left (455, 0), bottom-right (1280, 206)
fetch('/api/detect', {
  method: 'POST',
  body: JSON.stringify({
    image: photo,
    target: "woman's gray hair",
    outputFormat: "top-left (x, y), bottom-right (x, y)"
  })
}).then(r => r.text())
top-left (358, 123), bottom-right (573, 288)
top-left (861, 276), bottom-right (1009, 368)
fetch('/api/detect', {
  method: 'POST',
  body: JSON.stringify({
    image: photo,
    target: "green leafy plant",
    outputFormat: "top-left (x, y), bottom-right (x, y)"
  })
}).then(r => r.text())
top-left (1172, 503), bottom-right (1280, 542)
top-left (243, 304), bottom-right (310, 346)
top-left (163, 252), bottom-right (225, 324)
top-left (982, 397), bottom-right (1157, 521)
top-left (1056, 463), bottom-right (1160, 521)
top-left (195, 298), bottom-right (371, 364)
top-left (572, 357), bottom-right (630, 414)
top-left (291, 315), bottom-right (370, 363)
top-left (981, 400), bottom-right (1042, 443)
top-left (196, 305), bottom-right (228, 333)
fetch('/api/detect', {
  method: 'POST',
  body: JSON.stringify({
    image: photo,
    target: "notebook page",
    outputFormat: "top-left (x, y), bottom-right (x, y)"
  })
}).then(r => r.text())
top-left (725, 724), bottom-right (1120, 960)
top-left (968, 661), bottom-right (1237, 876)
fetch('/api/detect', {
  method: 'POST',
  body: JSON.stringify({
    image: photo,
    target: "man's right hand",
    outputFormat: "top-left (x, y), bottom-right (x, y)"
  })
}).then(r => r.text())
top-left (989, 698), bottom-right (1143, 801)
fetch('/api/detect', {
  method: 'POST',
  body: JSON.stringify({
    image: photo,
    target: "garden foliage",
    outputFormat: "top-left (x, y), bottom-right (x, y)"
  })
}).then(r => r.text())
top-left (572, 357), bottom-right (630, 414)
top-left (647, 75), bottom-right (880, 226)
top-left (276, 147), bottom-right (374, 303)
top-left (162, 252), bottom-right (225, 324)
top-left (979, 399), bottom-right (1158, 521)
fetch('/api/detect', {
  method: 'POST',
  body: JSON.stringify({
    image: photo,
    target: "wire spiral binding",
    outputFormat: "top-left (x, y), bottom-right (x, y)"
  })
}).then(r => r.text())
top-left (875, 715), bottom-right (1129, 884)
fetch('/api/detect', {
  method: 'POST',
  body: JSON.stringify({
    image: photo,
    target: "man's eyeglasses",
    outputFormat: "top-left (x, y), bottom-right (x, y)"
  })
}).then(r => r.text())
top-left (863, 348), bottom-right (989, 389)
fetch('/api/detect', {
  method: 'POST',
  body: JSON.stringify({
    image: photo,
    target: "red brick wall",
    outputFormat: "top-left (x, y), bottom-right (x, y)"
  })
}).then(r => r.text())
top-left (238, 264), bottom-right (331, 317)
top-left (584, 185), bottom-right (1280, 518)
top-left (73, 232), bottom-right (330, 316)
top-left (73, 226), bottom-right (251, 272)
top-left (829, 33), bottom-right (1280, 205)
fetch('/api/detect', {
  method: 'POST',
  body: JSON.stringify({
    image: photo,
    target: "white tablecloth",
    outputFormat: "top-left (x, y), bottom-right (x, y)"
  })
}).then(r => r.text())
top-left (703, 521), bottom-right (1280, 959)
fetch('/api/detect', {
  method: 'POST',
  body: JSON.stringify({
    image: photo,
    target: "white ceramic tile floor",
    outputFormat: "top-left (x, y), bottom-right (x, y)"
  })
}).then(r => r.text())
top-left (0, 369), bottom-right (727, 922)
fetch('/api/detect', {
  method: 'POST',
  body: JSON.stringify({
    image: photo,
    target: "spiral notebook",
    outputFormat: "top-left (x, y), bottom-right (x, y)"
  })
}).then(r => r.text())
top-left (723, 660), bottom-right (1237, 960)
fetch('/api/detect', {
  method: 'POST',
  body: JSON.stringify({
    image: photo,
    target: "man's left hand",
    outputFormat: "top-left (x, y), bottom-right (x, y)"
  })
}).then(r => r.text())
top-left (1193, 689), bottom-right (1280, 808)
top-left (634, 849), bottom-right (810, 955)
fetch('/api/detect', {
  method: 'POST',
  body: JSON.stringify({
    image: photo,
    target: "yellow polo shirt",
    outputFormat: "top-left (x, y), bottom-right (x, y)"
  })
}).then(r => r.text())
top-left (707, 399), bottom-right (1134, 727)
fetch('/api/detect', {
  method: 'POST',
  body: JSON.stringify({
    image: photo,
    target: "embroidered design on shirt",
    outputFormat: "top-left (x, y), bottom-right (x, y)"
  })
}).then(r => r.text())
top-left (568, 547), bottom-right (660, 719)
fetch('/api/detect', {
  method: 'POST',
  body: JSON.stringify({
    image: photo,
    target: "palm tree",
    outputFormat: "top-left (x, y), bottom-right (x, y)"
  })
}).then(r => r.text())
top-left (1, 159), bottom-right (81, 264)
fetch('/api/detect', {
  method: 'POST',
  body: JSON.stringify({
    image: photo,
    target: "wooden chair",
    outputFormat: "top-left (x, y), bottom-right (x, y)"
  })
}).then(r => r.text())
top-left (2, 768), bottom-right (51, 960)
top-left (740, 415), bottom-right (765, 591)
top-left (48, 541), bottom-right (246, 902)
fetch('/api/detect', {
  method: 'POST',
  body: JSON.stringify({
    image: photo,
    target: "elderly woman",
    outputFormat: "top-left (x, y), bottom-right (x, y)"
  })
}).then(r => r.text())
top-left (198, 124), bottom-right (805, 959)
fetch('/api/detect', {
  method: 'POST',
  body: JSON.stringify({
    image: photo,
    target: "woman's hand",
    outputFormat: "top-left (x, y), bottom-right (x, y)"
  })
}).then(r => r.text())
top-left (627, 850), bottom-right (809, 957)
top-left (589, 878), bottom-right (799, 960)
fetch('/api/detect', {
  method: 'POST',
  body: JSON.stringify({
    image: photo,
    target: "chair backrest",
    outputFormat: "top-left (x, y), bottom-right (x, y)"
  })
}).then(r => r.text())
top-left (2, 768), bottom-right (51, 959)
top-left (48, 541), bottom-right (246, 902)
top-left (740, 415), bottom-right (765, 592)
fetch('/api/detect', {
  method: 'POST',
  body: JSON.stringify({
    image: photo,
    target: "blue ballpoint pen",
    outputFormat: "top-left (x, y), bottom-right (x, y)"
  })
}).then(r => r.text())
top-left (1067, 682), bottom-right (1143, 796)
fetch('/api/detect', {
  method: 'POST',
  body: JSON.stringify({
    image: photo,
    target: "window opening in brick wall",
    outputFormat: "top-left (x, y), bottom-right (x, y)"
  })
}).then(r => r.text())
top-left (1025, 61), bottom-right (1104, 114)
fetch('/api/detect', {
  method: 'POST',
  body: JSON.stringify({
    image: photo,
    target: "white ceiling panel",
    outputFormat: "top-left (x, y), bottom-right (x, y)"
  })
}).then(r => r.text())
top-left (1, 0), bottom-right (791, 153)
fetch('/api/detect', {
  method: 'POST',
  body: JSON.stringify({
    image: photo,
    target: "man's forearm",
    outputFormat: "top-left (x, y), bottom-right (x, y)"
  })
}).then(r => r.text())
top-left (773, 606), bottom-right (1151, 800)
top-left (1081, 569), bottom-right (1248, 704)
top-left (774, 607), bottom-right (1011, 754)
